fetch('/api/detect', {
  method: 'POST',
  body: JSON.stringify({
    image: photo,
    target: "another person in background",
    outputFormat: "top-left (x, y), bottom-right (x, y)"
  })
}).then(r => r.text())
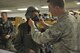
top-left (0, 12), bottom-right (16, 52)
top-left (43, 14), bottom-right (49, 20)
top-left (28, 0), bottom-right (79, 53)
top-left (14, 6), bottom-right (40, 53)
top-left (73, 12), bottom-right (79, 19)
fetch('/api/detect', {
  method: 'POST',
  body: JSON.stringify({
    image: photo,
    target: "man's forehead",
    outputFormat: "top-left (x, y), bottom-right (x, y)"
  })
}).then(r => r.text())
top-left (48, 3), bottom-right (56, 8)
top-left (2, 13), bottom-right (7, 15)
top-left (2, 13), bottom-right (6, 14)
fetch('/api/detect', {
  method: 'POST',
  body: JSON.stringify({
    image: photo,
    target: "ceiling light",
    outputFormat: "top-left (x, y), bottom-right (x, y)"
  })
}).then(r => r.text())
top-left (17, 7), bottom-right (39, 11)
top-left (41, 6), bottom-right (48, 8)
top-left (17, 8), bottom-right (27, 11)
top-left (77, 2), bottom-right (80, 5)
top-left (0, 10), bottom-right (12, 12)
top-left (35, 7), bottom-right (39, 10)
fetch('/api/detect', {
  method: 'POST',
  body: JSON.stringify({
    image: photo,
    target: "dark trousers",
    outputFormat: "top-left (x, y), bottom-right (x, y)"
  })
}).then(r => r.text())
top-left (0, 39), bottom-right (16, 52)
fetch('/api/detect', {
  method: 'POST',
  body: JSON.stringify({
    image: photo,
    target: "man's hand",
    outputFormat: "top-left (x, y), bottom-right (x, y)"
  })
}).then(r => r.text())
top-left (40, 18), bottom-right (47, 26)
top-left (29, 49), bottom-right (35, 53)
top-left (28, 18), bottom-right (35, 27)
top-left (40, 18), bottom-right (45, 25)
top-left (5, 35), bottom-right (10, 39)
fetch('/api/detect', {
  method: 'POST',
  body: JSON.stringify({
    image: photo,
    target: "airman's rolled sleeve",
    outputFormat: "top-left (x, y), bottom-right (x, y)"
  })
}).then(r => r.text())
top-left (31, 23), bottom-right (62, 44)
top-left (44, 23), bottom-right (52, 28)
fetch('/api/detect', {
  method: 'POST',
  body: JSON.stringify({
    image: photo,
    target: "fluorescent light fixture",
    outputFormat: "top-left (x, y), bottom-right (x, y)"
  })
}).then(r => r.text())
top-left (41, 6), bottom-right (48, 8)
top-left (0, 10), bottom-right (12, 12)
top-left (69, 12), bottom-right (73, 14)
top-left (74, 10), bottom-right (78, 12)
top-left (35, 7), bottom-right (39, 10)
top-left (77, 2), bottom-right (80, 5)
top-left (17, 7), bottom-right (39, 11)
top-left (17, 8), bottom-right (27, 11)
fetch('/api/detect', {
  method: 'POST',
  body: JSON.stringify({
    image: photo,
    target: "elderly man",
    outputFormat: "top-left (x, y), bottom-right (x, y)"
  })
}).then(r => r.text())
top-left (14, 6), bottom-right (40, 53)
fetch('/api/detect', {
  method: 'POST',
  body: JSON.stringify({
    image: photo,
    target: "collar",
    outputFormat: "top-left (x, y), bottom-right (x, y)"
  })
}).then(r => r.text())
top-left (56, 11), bottom-right (69, 20)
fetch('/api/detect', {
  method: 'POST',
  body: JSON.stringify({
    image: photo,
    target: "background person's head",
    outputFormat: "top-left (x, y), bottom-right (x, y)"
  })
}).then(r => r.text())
top-left (1, 12), bottom-right (8, 21)
top-left (47, 0), bottom-right (65, 16)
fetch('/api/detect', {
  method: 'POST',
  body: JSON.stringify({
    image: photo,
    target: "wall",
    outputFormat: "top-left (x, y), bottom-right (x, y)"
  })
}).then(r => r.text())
top-left (0, 10), bottom-right (49, 20)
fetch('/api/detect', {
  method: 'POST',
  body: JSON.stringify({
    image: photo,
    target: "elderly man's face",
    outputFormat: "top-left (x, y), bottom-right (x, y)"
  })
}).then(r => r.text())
top-left (32, 12), bottom-right (39, 17)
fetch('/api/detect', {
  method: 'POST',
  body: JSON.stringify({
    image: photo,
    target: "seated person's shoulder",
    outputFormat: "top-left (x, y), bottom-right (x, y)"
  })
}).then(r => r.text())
top-left (18, 22), bottom-right (27, 29)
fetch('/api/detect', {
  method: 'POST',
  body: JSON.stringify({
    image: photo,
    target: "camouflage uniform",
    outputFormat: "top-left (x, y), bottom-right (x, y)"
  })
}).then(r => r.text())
top-left (31, 12), bottom-right (79, 53)
top-left (77, 15), bottom-right (80, 53)
top-left (0, 19), bottom-right (16, 51)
